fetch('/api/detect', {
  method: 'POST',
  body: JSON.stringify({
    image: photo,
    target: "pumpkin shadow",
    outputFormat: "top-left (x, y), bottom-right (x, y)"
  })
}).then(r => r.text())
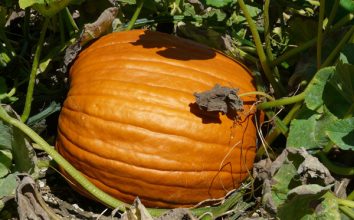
top-left (131, 30), bottom-right (216, 61)
top-left (189, 103), bottom-right (222, 124)
top-left (189, 102), bottom-right (240, 124)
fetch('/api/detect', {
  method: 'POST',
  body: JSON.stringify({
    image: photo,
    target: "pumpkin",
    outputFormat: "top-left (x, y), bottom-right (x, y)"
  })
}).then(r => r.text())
top-left (56, 29), bottom-right (259, 208)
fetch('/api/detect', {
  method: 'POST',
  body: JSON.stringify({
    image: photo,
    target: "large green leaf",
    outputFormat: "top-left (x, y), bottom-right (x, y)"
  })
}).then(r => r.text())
top-left (278, 187), bottom-right (340, 220)
top-left (0, 173), bottom-right (17, 198)
top-left (323, 62), bottom-right (354, 118)
top-left (11, 126), bottom-right (38, 176)
top-left (287, 106), bottom-right (337, 149)
top-left (287, 113), bottom-right (318, 149)
top-left (0, 150), bottom-right (12, 178)
top-left (326, 118), bottom-right (354, 151)
top-left (0, 120), bottom-right (12, 150)
top-left (340, 0), bottom-right (354, 12)
top-left (304, 67), bottom-right (334, 111)
top-left (19, 0), bottom-right (71, 17)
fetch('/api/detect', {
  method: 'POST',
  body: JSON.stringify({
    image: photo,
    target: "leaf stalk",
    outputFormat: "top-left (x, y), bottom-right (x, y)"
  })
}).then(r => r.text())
top-left (21, 18), bottom-right (50, 122)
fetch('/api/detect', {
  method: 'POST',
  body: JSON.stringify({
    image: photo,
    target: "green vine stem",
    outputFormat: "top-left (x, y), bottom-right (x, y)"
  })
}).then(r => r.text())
top-left (238, 0), bottom-right (286, 97)
top-left (239, 91), bottom-right (275, 101)
top-left (263, 0), bottom-right (280, 79)
top-left (21, 18), bottom-right (50, 122)
top-left (257, 92), bottom-right (305, 110)
top-left (317, 0), bottom-right (325, 69)
top-left (317, 151), bottom-right (354, 176)
top-left (126, 0), bottom-right (145, 31)
top-left (339, 206), bottom-right (354, 219)
top-left (321, 25), bottom-right (354, 68)
top-left (337, 198), bottom-right (354, 208)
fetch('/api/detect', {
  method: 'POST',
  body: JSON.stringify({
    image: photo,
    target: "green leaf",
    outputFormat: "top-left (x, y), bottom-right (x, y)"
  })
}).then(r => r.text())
top-left (326, 118), bottom-right (354, 150)
top-left (317, 192), bottom-right (341, 219)
top-left (0, 120), bottom-right (12, 150)
top-left (304, 67), bottom-right (334, 111)
top-left (278, 187), bottom-right (340, 220)
top-left (259, 148), bottom-right (335, 213)
top-left (287, 106), bottom-right (338, 149)
top-left (340, 0), bottom-right (354, 12)
top-left (339, 43), bottom-right (354, 64)
top-left (27, 102), bottom-right (61, 126)
top-left (11, 126), bottom-right (38, 177)
top-left (204, 0), bottom-right (235, 8)
top-left (269, 161), bottom-right (298, 207)
top-left (0, 107), bottom-right (38, 177)
top-left (0, 150), bottom-right (12, 178)
top-left (19, 0), bottom-right (71, 17)
top-left (0, 173), bottom-right (17, 198)
top-left (323, 62), bottom-right (354, 118)
top-left (287, 113), bottom-right (319, 149)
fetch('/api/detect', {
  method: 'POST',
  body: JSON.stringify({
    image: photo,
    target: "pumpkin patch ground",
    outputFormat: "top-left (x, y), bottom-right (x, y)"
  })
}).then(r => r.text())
top-left (1, 1), bottom-right (354, 219)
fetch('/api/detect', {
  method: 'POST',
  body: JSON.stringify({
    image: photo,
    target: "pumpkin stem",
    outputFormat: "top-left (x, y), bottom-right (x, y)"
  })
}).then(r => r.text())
top-left (257, 92), bottom-right (305, 110)
top-left (194, 84), bottom-right (244, 119)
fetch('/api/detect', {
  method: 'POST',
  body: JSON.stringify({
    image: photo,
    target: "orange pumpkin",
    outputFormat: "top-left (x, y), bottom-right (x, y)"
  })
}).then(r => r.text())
top-left (56, 30), bottom-right (258, 208)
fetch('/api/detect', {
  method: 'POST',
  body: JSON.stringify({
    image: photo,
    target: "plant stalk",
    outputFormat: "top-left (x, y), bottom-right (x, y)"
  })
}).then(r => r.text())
top-left (325, 0), bottom-right (340, 31)
top-left (337, 198), bottom-right (354, 208)
top-left (239, 91), bottom-right (274, 101)
top-left (126, 0), bottom-right (145, 31)
top-left (339, 205), bottom-right (354, 219)
top-left (257, 92), bottom-right (305, 110)
top-left (237, 0), bottom-right (285, 97)
top-left (21, 18), bottom-right (50, 122)
top-left (264, 0), bottom-right (280, 79)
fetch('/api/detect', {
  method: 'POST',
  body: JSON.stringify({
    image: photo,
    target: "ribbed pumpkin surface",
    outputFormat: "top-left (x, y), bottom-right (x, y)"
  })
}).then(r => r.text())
top-left (56, 30), bottom-right (258, 208)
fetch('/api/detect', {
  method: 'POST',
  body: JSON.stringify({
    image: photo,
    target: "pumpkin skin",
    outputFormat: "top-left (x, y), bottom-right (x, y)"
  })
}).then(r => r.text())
top-left (56, 30), bottom-right (258, 208)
